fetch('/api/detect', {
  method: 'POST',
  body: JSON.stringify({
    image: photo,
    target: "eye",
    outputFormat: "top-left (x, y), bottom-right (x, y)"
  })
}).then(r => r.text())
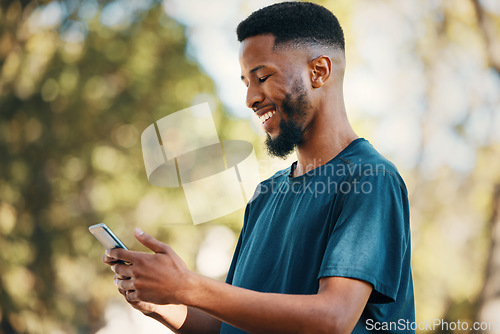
top-left (258, 74), bottom-right (272, 83)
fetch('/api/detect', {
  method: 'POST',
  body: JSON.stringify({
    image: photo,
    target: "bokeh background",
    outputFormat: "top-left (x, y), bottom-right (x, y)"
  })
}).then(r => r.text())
top-left (1, 0), bottom-right (500, 333)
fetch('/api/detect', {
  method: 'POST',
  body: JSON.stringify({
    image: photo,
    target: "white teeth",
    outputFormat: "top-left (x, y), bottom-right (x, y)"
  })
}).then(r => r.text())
top-left (259, 110), bottom-right (276, 123)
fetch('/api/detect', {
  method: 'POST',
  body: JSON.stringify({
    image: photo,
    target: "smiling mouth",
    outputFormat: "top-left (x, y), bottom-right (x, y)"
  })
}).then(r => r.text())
top-left (258, 110), bottom-right (276, 124)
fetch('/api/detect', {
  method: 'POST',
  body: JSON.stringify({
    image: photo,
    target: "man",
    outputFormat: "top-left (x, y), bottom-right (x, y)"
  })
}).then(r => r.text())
top-left (104, 2), bottom-right (415, 333)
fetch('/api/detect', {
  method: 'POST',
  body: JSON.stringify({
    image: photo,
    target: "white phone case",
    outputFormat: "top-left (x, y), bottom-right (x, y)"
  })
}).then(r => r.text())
top-left (89, 223), bottom-right (128, 250)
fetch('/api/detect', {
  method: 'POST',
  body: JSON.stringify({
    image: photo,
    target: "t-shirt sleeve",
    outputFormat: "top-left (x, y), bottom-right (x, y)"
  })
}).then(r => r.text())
top-left (318, 170), bottom-right (410, 304)
top-left (225, 204), bottom-right (251, 285)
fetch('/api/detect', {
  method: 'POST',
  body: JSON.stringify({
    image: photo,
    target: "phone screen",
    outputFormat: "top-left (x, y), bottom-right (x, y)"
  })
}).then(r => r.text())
top-left (89, 223), bottom-right (128, 250)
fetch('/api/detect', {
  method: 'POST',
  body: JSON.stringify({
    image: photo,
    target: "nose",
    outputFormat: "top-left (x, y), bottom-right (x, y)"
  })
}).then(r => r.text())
top-left (245, 84), bottom-right (264, 110)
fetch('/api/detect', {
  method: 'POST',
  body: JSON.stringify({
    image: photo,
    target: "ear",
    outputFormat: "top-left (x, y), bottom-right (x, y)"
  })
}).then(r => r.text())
top-left (310, 55), bottom-right (332, 88)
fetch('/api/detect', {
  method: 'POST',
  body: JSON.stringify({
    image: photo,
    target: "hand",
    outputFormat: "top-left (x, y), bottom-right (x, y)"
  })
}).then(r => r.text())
top-left (117, 282), bottom-right (162, 315)
top-left (104, 228), bottom-right (191, 306)
top-left (103, 247), bottom-right (155, 315)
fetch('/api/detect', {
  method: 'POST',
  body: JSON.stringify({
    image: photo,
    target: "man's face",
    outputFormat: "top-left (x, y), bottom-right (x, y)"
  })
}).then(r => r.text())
top-left (239, 34), bottom-right (313, 158)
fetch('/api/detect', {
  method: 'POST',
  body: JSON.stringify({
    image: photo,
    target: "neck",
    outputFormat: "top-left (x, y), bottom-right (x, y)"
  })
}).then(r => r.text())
top-left (292, 91), bottom-right (358, 177)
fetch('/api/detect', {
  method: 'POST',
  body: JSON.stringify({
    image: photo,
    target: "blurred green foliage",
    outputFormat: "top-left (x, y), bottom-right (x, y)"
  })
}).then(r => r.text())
top-left (0, 1), bottom-right (254, 332)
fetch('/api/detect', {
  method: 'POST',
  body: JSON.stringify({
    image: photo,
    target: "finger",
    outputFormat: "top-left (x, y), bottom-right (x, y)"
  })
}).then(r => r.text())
top-left (107, 248), bottom-right (139, 264)
top-left (134, 228), bottom-right (169, 254)
top-left (103, 252), bottom-right (119, 265)
top-left (113, 269), bottom-right (131, 279)
top-left (125, 290), bottom-right (138, 303)
top-left (125, 289), bottom-right (139, 302)
top-left (117, 287), bottom-right (127, 297)
top-left (119, 288), bottom-right (135, 305)
top-left (115, 277), bottom-right (135, 291)
top-left (120, 289), bottom-right (137, 304)
top-left (113, 263), bottom-right (133, 277)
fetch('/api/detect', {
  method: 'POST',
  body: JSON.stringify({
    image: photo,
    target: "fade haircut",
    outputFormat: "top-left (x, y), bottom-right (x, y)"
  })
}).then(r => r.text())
top-left (237, 1), bottom-right (344, 52)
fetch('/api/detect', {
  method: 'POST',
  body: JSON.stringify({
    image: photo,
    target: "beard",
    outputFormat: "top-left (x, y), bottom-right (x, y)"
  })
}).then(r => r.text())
top-left (264, 78), bottom-right (312, 159)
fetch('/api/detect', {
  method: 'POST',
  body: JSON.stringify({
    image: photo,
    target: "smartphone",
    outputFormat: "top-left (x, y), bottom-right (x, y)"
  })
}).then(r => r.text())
top-left (89, 223), bottom-right (128, 250)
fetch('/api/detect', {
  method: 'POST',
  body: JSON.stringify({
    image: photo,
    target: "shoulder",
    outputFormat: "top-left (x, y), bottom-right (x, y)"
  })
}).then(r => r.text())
top-left (336, 139), bottom-right (407, 192)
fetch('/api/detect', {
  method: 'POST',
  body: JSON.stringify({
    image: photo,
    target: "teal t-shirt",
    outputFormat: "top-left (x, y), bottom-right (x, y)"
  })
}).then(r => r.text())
top-left (220, 138), bottom-right (415, 333)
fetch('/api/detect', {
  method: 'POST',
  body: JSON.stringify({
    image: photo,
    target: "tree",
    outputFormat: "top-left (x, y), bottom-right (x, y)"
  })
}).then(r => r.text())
top-left (0, 1), bottom-right (226, 332)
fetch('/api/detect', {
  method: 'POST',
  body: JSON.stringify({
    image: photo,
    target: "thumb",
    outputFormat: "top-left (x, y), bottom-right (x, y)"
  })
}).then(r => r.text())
top-left (134, 228), bottom-right (168, 254)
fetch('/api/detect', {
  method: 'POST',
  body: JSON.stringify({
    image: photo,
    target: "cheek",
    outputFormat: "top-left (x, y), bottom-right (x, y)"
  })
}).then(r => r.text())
top-left (264, 78), bottom-right (291, 103)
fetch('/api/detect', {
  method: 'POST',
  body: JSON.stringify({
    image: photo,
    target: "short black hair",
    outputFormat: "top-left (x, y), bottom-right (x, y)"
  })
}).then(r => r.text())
top-left (237, 1), bottom-right (344, 51)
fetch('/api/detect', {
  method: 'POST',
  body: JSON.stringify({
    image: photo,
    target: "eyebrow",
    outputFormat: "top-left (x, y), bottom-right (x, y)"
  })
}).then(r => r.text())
top-left (241, 65), bottom-right (266, 81)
